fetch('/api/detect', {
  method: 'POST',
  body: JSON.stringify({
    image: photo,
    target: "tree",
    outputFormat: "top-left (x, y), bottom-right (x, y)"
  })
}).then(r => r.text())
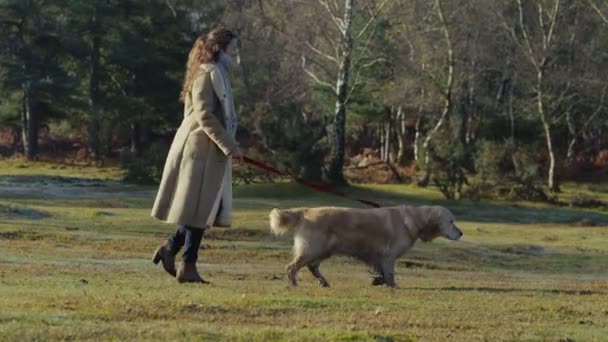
top-left (417, 0), bottom-right (456, 186)
top-left (0, 0), bottom-right (72, 160)
top-left (63, 0), bottom-right (196, 160)
top-left (503, 0), bottom-right (569, 192)
top-left (302, 0), bottom-right (389, 184)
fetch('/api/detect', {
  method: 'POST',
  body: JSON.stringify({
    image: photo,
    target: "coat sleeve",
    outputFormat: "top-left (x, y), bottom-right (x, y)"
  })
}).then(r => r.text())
top-left (191, 70), bottom-right (238, 156)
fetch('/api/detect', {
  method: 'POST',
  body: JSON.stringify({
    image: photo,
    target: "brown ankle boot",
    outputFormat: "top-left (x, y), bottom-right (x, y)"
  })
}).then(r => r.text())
top-left (152, 244), bottom-right (177, 277)
top-left (176, 262), bottom-right (209, 284)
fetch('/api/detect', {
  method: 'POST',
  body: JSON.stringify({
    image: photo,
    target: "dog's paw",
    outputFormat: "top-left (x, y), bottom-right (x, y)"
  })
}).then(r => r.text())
top-left (371, 276), bottom-right (386, 286)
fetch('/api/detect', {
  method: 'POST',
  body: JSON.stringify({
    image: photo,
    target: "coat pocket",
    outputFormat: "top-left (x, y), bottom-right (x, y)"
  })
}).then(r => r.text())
top-left (184, 132), bottom-right (210, 160)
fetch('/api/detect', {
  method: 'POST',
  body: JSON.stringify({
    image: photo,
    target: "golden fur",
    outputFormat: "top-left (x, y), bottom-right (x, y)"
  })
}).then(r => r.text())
top-left (269, 205), bottom-right (462, 287)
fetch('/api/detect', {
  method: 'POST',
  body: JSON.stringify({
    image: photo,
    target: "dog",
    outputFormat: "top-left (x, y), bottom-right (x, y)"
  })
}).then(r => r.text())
top-left (269, 205), bottom-right (462, 287)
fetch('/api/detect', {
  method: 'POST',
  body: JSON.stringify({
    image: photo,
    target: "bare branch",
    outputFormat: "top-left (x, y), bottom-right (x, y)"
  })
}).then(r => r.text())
top-left (165, 0), bottom-right (177, 18)
top-left (355, 0), bottom-right (390, 39)
top-left (109, 74), bottom-right (128, 97)
top-left (545, 0), bottom-right (560, 49)
top-left (501, 21), bottom-right (529, 61)
top-left (345, 58), bottom-right (388, 104)
top-left (582, 85), bottom-right (607, 131)
top-left (538, 3), bottom-right (546, 44)
top-left (302, 56), bottom-right (337, 93)
top-left (306, 41), bottom-right (339, 64)
top-left (330, 0), bottom-right (340, 13)
top-left (516, 0), bottom-right (540, 70)
top-left (588, 0), bottom-right (608, 25)
top-left (344, 79), bottom-right (362, 104)
top-left (318, 0), bottom-right (345, 33)
top-left (358, 57), bottom-right (388, 71)
top-left (351, 19), bottom-right (379, 69)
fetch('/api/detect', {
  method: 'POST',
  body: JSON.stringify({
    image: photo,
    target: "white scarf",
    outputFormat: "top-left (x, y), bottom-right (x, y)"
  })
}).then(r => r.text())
top-left (214, 53), bottom-right (238, 137)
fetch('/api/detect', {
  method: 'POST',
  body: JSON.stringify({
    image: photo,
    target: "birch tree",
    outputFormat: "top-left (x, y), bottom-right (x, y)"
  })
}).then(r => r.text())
top-left (416, 0), bottom-right (455, 186)
top-left (503, 0), bottom-right (567, 192)
top-left (302, 0), bottom-right (389, 184)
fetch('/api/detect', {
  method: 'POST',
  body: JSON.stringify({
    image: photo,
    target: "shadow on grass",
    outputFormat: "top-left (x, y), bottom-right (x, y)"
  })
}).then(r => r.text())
top-left (3, 177), bottom-right (608, 225)
top-left (343, 185), bottom-right (608, 225)
top-left (0, 175), bottom-right (111, 184)
top-left (411, 286), bottom-right (604, 296)
top-left (238, 183), bottom-right (608, 225)
top-left (0, 175), bottom-right (155, 202)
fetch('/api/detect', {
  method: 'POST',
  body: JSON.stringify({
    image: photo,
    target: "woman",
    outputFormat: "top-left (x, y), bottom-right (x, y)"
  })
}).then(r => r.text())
top-left (151, 28), bottom-right (243, 283)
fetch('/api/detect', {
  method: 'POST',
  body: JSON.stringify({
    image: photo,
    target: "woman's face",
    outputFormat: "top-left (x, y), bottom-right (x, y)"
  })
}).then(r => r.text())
top-left (224, 38), bottom-right (238, 58)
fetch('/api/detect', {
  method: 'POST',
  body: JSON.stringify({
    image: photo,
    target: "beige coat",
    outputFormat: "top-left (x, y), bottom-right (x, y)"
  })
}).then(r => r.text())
top-left (151, 63), bottom-right (238, 228)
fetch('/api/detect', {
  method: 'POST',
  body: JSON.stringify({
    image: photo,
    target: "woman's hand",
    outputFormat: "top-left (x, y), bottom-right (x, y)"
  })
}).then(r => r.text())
top-left (230, 147), bottom-right (244, 163)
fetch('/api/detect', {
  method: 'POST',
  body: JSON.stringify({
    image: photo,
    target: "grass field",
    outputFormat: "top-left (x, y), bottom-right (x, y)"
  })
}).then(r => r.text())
top-left (0, 162), bottom-right (607, 341)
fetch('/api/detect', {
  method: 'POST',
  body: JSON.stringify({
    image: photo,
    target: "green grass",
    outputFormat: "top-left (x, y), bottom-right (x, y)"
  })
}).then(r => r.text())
top-left (1, 165), bottom-right (607, 340)
top-left (0, 160), bottom-right (123, 180)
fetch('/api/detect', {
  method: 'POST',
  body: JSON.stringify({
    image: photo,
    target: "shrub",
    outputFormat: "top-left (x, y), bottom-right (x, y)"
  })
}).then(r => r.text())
top-left (121, 142), bottom-right (168, 184)
top-left (430, 142), bottom-right (469, 200)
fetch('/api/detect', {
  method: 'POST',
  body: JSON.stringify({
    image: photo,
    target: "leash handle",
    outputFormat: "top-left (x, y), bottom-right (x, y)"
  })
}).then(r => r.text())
top-left (242, 156), bottom-right (382, 208)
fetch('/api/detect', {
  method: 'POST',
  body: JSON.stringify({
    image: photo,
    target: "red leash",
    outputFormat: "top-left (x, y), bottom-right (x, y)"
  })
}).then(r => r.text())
top-left (242, 156), bottom-right (382, 208)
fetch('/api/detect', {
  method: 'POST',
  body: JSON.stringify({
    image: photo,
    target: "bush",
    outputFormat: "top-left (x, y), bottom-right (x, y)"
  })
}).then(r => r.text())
top-left (121, 142), bottom-right (168, 184)
top-left (472, 139), bottom-right (551, 202)
top-left (570, 193), bottom-right (605, 208)
top-left (460, 181), bottom-right (495, 202)
top-left (250, 103), bottom-right (327, 182)
top-left (475, 140), bottom-right (515, 183)
top-left (429, 142), bottom-right (469, 200)
top-left (499, 182), bottom-right (549, 202)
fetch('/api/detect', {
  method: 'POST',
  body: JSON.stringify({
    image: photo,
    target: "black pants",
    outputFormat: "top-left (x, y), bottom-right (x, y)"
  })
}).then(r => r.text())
top-left (167, 225), bottom-right (205, 263)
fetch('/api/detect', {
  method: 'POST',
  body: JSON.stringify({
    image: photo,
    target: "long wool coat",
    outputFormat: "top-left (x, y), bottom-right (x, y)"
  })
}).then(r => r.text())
top-left (151, 63), bottom-right (238, 228)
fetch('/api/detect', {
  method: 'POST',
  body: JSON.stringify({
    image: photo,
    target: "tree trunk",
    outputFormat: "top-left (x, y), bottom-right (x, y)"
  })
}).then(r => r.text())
top-left (508, 82), bottom-right (515, 142)
top-left (387, 120), bottom-right (392, 162)
top-left (384, 110), bottom-right (393, 162)
top-left (465, 69), bottom-right (475, 145)
top-left (418, 0), bottom-right (454, 187)
top-left (21, 87), bottom-right (38, 160)
top-left (414, 116), bottom-right (421, 162)
top-left (11, 127), bottom-right (20, 152)
top-left (537, 70), bottom-right (558, 192)
top-left (87, 9), bottom-right (102, 162)
top-left (507, 80), bottom-right (520, 172)
top-left (541, 116), bottom-right (557, 192)
top-left (414, 62), bottom-right (426, 164)
top-left (130, 122), bottom-right (141, 156)
top-left (566, 111), bottom-right (576, 161)
top-left (379, 121), bottom-right (385, 161)
top-left (396, 105), bottom-right (406, 164)
top-left (328, 0), bottom-right (354, 185)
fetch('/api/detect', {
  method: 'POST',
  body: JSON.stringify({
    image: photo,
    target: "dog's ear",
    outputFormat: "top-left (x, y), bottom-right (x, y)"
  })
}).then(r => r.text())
top-left (418, 224), bottom-right (439, 241)
top-left (417, 206), bottom-right (440, 242)
top-left (418, 206), bottom-right (439, 225)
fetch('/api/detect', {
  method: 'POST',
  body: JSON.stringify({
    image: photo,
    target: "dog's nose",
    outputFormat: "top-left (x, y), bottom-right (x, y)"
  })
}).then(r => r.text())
top-left (454, 228), bottom-right (463, 239)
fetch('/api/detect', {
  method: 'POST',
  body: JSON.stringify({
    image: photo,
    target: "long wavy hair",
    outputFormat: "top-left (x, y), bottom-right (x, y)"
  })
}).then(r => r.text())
top-left (180, 28), bottom-right (237, 102)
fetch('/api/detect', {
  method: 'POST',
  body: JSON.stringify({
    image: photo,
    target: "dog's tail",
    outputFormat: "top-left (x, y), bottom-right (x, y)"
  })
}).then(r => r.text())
top-left (269, 208), bottom-right (302, 236)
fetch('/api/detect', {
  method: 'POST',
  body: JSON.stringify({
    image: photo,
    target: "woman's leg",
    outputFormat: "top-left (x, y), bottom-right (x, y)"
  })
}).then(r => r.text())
top-left (182, 225), bottom-right (205, 263)
top-left (153, 225), bottom-right (188, 276)
top-left (167, 225), bottom-right (188, 254)
top-left (177, 225), bottom-right (209, 283)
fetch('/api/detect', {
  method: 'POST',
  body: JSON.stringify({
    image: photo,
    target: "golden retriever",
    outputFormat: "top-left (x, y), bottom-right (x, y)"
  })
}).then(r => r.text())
top-left (269, 205), bottom-right (462, 287)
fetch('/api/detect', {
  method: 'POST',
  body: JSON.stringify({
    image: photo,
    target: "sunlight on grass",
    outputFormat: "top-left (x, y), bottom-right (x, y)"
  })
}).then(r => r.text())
top-left (1, 166), bottom-right (608, 340)
top-left (0, 160), bottom-right (123, 180)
